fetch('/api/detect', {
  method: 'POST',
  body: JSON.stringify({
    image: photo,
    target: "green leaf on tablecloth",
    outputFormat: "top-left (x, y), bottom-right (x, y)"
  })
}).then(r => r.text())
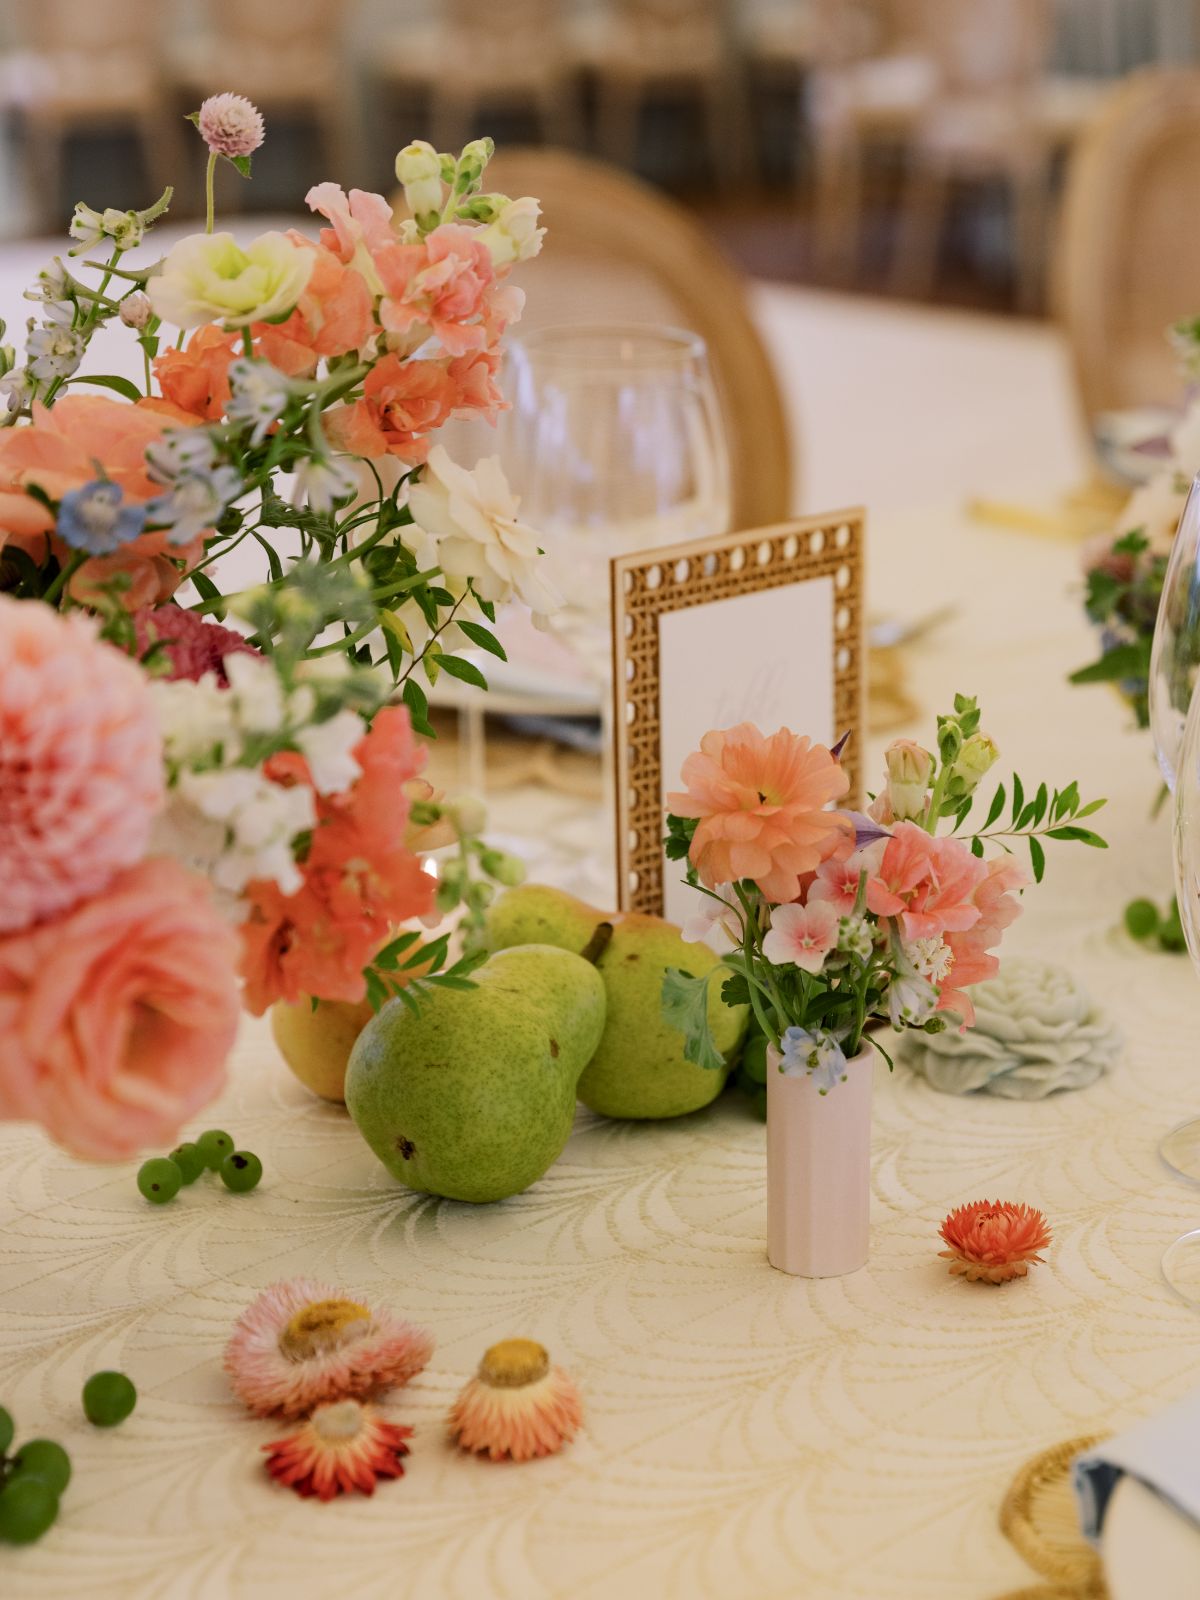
top-left (1029, 836), bottom-right (1045, 884)
top-left (662, 968), bottom-right (726, 1071)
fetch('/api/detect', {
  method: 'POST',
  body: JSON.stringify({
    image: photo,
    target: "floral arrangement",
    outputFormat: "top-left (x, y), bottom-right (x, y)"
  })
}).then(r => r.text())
top-left (0, 96), bottom-right (553, 1159)
top-left (661, 697), bottom-right (1106, 1091)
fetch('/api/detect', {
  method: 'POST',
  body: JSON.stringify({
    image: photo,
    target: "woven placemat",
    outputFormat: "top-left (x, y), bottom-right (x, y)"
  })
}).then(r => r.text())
top-left (995, 1434), bottom-right (1110, 1600)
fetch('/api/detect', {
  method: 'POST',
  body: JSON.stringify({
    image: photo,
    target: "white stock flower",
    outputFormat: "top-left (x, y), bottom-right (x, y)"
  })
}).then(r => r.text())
top-left (174, 766), bottom-right (314, 897)
top-left (481, 197), bottom-right (545, 268)
top-left (147, 231), bottom-right (313, 330)
top-left (224, 651), bottom-right (285, 733)
top-left (406, 445), bottom-right (561, 621)
top-left (293, 709), bottom-right (364, 795)
top-left (289, 457), bottom-right (357, 515)
top-left (151, 674), bottom-right (239, 768)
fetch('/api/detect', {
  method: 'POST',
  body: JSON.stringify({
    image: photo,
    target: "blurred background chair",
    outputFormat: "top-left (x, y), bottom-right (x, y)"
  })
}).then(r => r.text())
top-left (583, 0), bottom-right (749, 187)
top-left (8, 0), bottom-right (175, 230)
top-left (1055, 66), bottom-right (1200, 424)
top-left (480, 146), bottom-right (793, 526)
top-left (169, 0), bottom-right (352, 201)
top-left (373, 0), bottom-right (583, 154)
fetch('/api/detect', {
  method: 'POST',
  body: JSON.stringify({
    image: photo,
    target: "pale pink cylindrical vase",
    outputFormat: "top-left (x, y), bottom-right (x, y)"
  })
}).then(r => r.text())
top-left (766, 1045), bottom-right (873, 1277)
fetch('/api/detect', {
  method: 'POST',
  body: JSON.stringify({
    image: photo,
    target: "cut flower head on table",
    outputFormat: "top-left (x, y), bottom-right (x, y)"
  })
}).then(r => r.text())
top-left (0, 102), bottom-right (547, 1158)
top-left (663, 695), bottom-right (1107, 1090)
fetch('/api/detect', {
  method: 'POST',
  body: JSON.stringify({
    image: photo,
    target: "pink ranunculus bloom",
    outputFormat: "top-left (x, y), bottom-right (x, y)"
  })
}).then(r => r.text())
top-left (938, 855), bottom-right (1029, 1025)
top-left (807, 840), bottom-right (887, 916)
top-left (866, 821), bottom-right (989, 942)
top-left (374, 224), bottom-right (495, 357)
top-left (668, 723), bottom-right (852, 904)
top-left (0, 595), bottom-right (164, 933)
top-left (0, 857), bottom-right (240, 1160)
top-left (762, 900), bottom-right (839, 974)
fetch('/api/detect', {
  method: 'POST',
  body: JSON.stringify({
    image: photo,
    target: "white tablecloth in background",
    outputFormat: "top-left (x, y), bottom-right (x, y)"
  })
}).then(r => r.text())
top-left (2, 272), bottom-right (1200, 1600)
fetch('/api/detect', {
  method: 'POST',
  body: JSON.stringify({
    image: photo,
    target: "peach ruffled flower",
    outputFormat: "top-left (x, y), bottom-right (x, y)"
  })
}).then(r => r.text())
top-left (239, 706), bottom-right (436, 1012)
top-left (0, 595), bottom-right (163, 932)
top-left (153, 324), bottom-right (239, 421)
top-left (264, 1400), bottom-right (412, 1501)
top-left (253, 235), bottom-right (375, 378)
top-left (0, 857), bottom-right (240, 1160)
top-left (667, 723), bottom-right (852, 902)
top-left (325, 353), bottom-right (457, 464)
top-left (225, 1277), bottom-right (433, 1418)
top-left (939, 1199), bottom-right (1051, 1284)
top-left (865, 821), bottom-right (989, 942)
top-left (938, 855), bottom-right (1029, 1025)
top-left (0, 394), bottom-right (205, 607)
top-left (448, 1339), bottom-right (583, 1462)
top-left (374, 223), bottom-right (496, 356)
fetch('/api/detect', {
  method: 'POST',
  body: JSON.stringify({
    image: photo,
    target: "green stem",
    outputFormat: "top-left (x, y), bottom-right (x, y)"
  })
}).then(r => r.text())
top-left (42, 550), bottom-right (88, 606)
top-left (205, 153), bottom-right (217, 235)
top-left (922, 764), bottom-right (950, 832)
top-left (242, 328), bottom-right (253, 358)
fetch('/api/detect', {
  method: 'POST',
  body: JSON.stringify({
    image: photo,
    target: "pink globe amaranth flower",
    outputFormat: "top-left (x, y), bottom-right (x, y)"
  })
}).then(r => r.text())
top-left (448, 1339), bottom-right (582, 1463)
top-left (762, 900), bottom-right (839, 974)
top-left (866, 821), bottom-right (989, 942)
top-left (132, 603), bottom-right (258, 684)
top-left (0, 857), bottom-right (239, 1160)
top-left (939, 1199), bottom-right (1051, 1284)
top-left (197, 93), bottom-right (265, 159)
top-left (0, 595), bottom-right (164, 934)
top-left (224, 1278), bottom-right (434, 1418)
top-left (263, 1401), bottom-right (411, 1501)
top-left (667, 723), bottom-right (852, 903)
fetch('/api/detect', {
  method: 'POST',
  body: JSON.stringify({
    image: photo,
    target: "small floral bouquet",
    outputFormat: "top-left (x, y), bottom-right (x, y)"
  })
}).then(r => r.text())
top-left (661, 697), bottom-right (1106, 1091)
top-left (0, 96), bottom-right (553, 1160)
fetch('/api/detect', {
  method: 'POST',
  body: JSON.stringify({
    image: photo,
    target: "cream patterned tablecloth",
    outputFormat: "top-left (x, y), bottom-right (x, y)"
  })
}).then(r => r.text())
top-left (4, 286), bottom-right (1200, 1600)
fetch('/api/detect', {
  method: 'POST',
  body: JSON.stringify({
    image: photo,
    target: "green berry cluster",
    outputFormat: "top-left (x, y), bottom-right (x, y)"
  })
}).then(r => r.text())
top-left (1124, 896), bottom-right (1187, 953)
top-left (137, 1129), bottom-right (262, 1205)
top-left (0, 1374), bottom-right (136, 1544)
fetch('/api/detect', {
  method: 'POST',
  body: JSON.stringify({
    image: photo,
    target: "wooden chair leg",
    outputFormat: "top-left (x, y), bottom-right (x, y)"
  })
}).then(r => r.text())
top-left (595, 77), bottom-right (642, 173)
top-left (891, 151), bottom-right (949, 299)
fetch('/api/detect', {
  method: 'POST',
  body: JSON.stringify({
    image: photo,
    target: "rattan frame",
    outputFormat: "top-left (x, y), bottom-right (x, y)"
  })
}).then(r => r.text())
top-left (610, 512), bottom-right (865, 915)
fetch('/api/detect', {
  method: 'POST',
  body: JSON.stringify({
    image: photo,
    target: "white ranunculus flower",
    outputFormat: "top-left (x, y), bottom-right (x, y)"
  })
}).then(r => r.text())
top-left (147, 230), bottom-right (313, 330)
top-left (406, 445), bottom-right (560, 621)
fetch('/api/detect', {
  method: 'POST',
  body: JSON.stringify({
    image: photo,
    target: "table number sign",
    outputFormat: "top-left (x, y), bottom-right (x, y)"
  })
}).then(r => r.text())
top-left (610, 512), bottom-right (865, 921)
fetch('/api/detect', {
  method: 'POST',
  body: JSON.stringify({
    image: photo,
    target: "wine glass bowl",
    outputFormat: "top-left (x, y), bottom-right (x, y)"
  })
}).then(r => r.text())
top-left (1149, 472), bottom-right (1200, 792)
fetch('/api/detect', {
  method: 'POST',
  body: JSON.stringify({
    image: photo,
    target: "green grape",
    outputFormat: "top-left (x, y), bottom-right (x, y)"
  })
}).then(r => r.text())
top-left (0, 1405), bottom-right (12, 1457)
top-left (136, 1158), bottom-right (181, 1205)
top-left (11, 1438), bottom-right (71, 1495)
top-left (82, 1371), bottom-right (137, 1428)
top-left (1123, 898), bottom-right (1158, 940)
top-left (219, 1151), bottom-right (262, 1193)
top-left (168, 1143), bottom-right (204, 1185)
top-left (0, 1476), bottom-right (58, 1544)
top-left (740, 1033), bottom-right (768, 1085)
top-left (195, 1129), bottom-right (234, 1170)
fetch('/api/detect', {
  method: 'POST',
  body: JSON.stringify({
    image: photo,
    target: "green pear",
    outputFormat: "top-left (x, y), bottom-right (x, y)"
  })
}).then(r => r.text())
top-left (344, 945), bottom-right (606, 1203)
top-left (484, 885), bottom-right (748, 1120)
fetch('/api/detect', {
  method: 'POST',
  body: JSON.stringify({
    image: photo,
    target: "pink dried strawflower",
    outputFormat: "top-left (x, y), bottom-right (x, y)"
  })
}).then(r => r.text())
top-left (0, 594), bottom-right (163, 934)
top-left (197, 93), bottom-right (265, 159)
top-left (939, 1199), bottom-right (1052, 1285)
top-left (448, 1339), bottom-right (582, 1462)
top-left (224, 1278), bottom-right (433, 1418)
top-left (263, 1400), bottom-right (411, 1501)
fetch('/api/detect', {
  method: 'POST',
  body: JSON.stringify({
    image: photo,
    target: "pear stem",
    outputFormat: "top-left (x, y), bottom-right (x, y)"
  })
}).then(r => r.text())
top-left (580, 922), bottom-right (614, 966)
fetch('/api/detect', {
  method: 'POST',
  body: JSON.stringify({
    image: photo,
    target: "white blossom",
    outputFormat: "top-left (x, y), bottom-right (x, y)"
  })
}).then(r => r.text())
top-left (293, 709), bottom-right (364, 794)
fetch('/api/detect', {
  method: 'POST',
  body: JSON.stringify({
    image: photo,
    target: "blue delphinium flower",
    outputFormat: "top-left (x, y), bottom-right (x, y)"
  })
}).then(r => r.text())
top-left (779, 1026), bottom-right (847, 1095)
top-left (56, 480), bottom-right (146, 555)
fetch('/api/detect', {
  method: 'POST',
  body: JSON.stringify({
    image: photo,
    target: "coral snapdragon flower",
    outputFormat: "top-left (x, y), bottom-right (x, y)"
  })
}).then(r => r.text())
top-left (667, 723), bottom-right (852, 902)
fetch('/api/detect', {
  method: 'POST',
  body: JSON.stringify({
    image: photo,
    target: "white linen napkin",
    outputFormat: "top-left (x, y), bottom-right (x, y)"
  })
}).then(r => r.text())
top-left (1073, 1387), bottom-right (1200, 1543)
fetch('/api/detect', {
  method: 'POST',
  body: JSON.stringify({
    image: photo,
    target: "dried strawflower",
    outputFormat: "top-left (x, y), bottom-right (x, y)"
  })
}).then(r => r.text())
top-left (448, 1339), bottom-right (582, 1462)
top-left (263, 1400), bottom-right (411, 1500)
top-left (939, 1199), bottom-right (1052, 1284)
top-left (224, 1278), bottom-right (433, 1417)
top-left (197, 93), bottom-right (265, 160)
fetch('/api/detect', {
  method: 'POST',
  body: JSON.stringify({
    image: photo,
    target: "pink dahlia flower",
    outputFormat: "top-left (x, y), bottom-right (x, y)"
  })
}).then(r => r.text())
top-left (448, 1339), bottom-right (583, 1463)
top-left (0, 857), bottom-right (239, 1159)
top-left (224, 1278), bottom-right (434, 1418)
top-left (0, 595), bottom-right (163, 933)
top-left (667, 723), bottom-right (852, 902)
top-left (132, 603), bottom-right (258, 684)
